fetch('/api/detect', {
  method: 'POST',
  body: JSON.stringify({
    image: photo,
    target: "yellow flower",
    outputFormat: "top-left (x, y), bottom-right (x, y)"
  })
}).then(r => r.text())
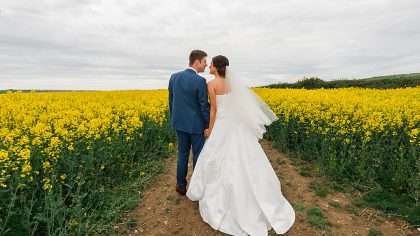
top-left (18, 149), bottom-right (31, 160)
top-left (43, 183), bottom-right (52, 190)
top-left (31, 137), bottom-right (42, 146)
top-left (42, 178), bottom-right (52, 190)
top-left (43, 161), bottom-right (51, 170)
top-left (21, 163), bottom-right (32, 173)
top-left (0, 150), bottom-right (8, 162)
top-left (410, 128), bottom-right (419, 138)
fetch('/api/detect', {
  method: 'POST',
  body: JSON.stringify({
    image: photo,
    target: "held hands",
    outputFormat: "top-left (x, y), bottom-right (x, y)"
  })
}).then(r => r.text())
top-left (204, 128), bottom-right (212, 138)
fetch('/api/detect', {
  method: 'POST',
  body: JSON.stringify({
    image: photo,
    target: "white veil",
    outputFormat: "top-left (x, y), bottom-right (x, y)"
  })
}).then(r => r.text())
top-left (224, 67), bottom-right (278, 139)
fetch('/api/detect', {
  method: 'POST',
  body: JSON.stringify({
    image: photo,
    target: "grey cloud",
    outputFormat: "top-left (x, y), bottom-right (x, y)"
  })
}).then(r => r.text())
top-left (0, 0), bottom-right (419, 90)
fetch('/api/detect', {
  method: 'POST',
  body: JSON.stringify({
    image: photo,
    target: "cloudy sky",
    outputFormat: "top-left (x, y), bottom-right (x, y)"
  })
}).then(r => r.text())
top-left (1, 0), bottom-right (419, 90)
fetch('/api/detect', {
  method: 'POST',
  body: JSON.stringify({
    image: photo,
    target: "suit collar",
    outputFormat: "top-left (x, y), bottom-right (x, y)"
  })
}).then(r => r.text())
top-left (185, 67), bottom-right (198, 74)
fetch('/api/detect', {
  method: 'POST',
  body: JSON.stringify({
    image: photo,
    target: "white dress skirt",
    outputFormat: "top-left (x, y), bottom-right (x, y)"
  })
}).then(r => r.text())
top-left (187, 94), bottom-right (295, 236)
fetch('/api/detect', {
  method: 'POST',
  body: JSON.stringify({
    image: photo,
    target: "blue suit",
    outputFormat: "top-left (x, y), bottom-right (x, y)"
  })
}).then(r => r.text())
top-left (168, 68), bottom-right (210, 189)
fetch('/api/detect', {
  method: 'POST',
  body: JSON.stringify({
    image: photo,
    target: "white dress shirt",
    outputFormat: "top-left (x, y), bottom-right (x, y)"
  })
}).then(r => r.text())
top-left (188, 67), bottom-right (198, 73)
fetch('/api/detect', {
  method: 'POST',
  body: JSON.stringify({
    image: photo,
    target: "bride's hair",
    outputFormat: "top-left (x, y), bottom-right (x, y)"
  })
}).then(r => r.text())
top-left (212, 55), bottom-right (229, 77)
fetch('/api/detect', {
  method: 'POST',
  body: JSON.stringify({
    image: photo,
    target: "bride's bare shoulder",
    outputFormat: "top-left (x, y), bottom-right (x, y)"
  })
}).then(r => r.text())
top-left (207, 79), bottom-right (216, 87)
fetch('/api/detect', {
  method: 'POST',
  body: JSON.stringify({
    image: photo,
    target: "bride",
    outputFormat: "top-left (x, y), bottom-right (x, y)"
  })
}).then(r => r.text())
top-left (186, 55), bottom-right (295, 236)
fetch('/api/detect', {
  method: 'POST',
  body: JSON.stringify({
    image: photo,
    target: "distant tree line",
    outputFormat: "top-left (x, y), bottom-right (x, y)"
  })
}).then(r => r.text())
top-left (0, 90), bottom-right (95, 94)
top-left (262, 73), bottom-right (420, 89)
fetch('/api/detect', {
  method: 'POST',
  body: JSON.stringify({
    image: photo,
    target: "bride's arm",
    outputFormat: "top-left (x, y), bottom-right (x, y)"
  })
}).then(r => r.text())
top-left (206, 82), bottom-right (217, 136)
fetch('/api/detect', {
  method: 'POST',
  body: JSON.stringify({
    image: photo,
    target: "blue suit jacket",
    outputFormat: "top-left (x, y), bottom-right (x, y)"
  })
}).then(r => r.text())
top-left (168, 68), bottom-right (210, 134)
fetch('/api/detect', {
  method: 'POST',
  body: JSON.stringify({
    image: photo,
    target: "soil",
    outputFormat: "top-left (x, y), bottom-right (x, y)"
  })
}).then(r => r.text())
top-left (120, 139), bottom-right (418, 236)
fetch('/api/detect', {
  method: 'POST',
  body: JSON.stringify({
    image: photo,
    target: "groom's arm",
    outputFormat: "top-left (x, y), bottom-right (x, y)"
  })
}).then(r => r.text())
top-left (168, 76), bottom-right (173, 116)
top-left (198, 78), bottom-right (210, 127)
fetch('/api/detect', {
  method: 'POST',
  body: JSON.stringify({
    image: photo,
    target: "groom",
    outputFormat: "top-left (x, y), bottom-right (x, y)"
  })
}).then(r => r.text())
top-left (168, 50), bottom-right (210, 196)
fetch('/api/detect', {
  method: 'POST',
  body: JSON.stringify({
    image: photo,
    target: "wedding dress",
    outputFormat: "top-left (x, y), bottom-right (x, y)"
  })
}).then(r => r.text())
top-left (186, 69), bottom-right (295, 236)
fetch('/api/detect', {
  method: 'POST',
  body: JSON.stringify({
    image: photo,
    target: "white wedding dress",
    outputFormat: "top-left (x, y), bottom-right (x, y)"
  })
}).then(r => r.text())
top-left (186, 94), bottom-right (295, 236)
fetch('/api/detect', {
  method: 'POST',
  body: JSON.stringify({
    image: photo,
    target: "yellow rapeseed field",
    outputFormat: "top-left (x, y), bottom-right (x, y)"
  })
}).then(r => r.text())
top-left (0, 90), bottom-right (168, 190)
top-left (0, 87), bottom-right (420, 189)
top-left (0, 87), bottom-right (418, 234)
top-left (254, 87), bottom-right (420, 144)
top-left (1, 88), bottom-right (419, 191)
top-left (255, 87), bottom-right (419, 201)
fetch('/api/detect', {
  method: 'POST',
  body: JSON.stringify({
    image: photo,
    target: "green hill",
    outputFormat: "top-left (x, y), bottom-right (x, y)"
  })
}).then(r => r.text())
top-left (364, 72), bottom-right (420, 80)
top-left (263, 73), bottom-right (420, 89)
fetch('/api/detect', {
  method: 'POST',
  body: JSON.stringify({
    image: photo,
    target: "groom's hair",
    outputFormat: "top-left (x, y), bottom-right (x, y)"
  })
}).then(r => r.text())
top-left (189, 50), bottom-right (207, 66)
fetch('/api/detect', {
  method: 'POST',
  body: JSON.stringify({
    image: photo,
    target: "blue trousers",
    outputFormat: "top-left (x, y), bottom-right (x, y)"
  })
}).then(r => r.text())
top-left (176, 130), bottom-right (205, 189)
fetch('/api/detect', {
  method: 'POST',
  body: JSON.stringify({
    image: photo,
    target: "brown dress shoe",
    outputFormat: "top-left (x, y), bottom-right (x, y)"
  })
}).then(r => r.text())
top-left (176, 183), bottom-right (187, 196)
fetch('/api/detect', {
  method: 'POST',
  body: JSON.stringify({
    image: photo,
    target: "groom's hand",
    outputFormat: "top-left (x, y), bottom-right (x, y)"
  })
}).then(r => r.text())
top-left (204, 128), bottom-right (211, 138)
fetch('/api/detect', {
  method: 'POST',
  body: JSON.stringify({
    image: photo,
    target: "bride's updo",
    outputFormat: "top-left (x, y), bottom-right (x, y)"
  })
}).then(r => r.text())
top-left (212, 55), bottom-right (229, 77)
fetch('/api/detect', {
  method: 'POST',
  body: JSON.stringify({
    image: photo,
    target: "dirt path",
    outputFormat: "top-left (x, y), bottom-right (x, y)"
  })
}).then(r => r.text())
top-left (121, 139), bottom-right (417, 236)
